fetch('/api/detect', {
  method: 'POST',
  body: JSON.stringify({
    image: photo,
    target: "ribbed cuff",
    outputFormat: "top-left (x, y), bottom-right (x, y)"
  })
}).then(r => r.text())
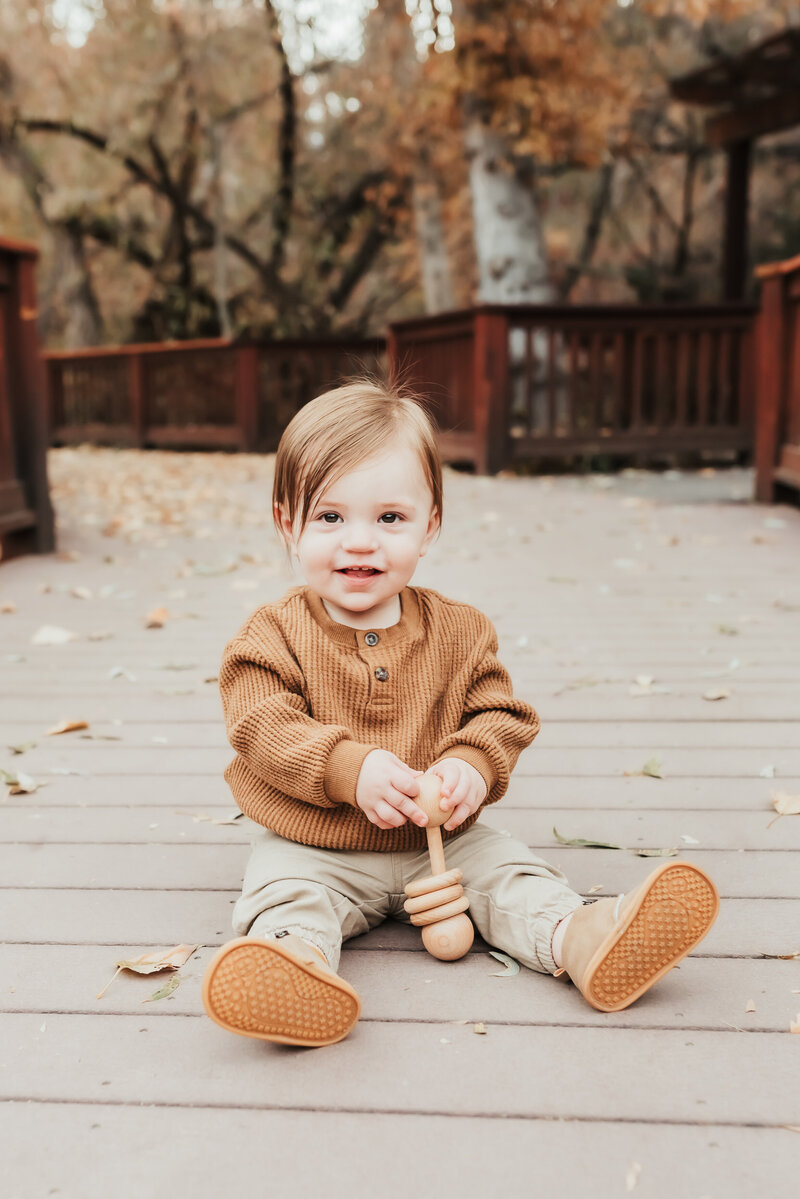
top-left (323, 739), bottom-right (379, 806)
top-left (431, 746), bottom-right (498, 799)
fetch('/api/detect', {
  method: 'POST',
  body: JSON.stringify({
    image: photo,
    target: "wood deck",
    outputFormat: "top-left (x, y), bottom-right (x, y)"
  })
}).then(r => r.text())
top-left (2, 450), bottom-right (799, 1198)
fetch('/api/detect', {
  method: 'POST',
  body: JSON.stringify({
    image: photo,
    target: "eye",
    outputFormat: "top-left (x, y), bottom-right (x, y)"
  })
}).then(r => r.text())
top-left (379, 513), bottom-right (402, 524)
top-left (318, 512), bottom-right (340, 524)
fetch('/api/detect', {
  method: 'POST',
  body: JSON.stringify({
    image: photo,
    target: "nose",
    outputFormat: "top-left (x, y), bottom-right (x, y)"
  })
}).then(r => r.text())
top-left (341, 521), bottom-right (379, 553)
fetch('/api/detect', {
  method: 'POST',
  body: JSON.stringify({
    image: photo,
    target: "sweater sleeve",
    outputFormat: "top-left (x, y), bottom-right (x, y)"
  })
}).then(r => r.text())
top-left (220, 630), bottom-right (378, 808)
top-left (431, 616), bottom-right (539, 804)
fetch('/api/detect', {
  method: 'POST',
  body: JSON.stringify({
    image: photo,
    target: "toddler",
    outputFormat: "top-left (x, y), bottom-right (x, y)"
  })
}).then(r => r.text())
top-left (202, 380), bottom-right (719, 1046)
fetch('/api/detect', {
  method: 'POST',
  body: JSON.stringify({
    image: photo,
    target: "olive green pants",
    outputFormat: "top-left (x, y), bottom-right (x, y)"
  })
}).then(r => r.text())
top-left (231, 820), bottom-right (583, 975)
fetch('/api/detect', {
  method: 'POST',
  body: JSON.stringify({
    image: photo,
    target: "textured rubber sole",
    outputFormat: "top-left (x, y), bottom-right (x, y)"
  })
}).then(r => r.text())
top-left (581, 862), bottom-right (720, 1012)
top-left (202, 938), bottom-right (361, 1046)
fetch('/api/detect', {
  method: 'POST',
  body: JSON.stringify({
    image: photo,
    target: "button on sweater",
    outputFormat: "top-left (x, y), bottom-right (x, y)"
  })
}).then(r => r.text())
top-left (219, 585), bottom-right (540, 851)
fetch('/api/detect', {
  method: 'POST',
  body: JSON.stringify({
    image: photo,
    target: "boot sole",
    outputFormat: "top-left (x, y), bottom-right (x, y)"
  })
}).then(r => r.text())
top-left (202, 937), bottom-right (361, 1046)
top-left (581, 862), bottom-right (720, 1012)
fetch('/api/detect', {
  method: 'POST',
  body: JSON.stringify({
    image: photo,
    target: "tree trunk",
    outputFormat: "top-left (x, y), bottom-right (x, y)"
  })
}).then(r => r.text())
top-left (465, 120), bottom-right (552, 303)
top-left (412, 172), bottom-right (455, 313)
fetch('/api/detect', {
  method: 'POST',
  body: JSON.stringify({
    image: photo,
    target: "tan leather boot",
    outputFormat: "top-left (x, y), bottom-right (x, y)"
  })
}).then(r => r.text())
top-left (202, 935), bottom-right (361, 1046)
top-left (557, 861), bottom-right (719, 1012)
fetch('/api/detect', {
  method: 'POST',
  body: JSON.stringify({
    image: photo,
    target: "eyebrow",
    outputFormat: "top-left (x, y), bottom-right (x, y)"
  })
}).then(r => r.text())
top-left (315, 498), bottom-right (417, 511)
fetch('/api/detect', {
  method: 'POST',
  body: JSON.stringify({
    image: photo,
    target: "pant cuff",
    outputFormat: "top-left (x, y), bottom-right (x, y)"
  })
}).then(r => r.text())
top-left (246, 921), bottom-right (340, 973)
top-left (534, 899), bottom-right (584, 975)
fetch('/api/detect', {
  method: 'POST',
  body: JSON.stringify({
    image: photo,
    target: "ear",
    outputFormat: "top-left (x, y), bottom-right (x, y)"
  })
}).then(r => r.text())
top-left (275, 503), bottom-right (298, 554)
top-left (418, 507), bottom-right (440, 558)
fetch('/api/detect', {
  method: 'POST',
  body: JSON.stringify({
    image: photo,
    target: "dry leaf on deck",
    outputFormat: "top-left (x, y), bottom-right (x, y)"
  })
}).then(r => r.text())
top-left (46, 719), bottom-right (89, 736)
top-left (96, 943), bottom-right (199, 999)
top-left (625, 1162), bottom-right (642, 1192)
top-left (554, 827), bottom-right (624, 851)
top-left (488, 951), bottom-right (520, 978)
top-left (146, 607), bottom-right (170, 629)
top-left (790, 1014), bottom-right (800, 1034)
top-left (142, 975), bottom-right (181, 1004)
top-left (1, 601), bottom-right (16, 614)
top-left (473, 1022), bottom-right (487, 1035)
top-left (2, 768), bottom-right (41, 795)
top-left (703, 688), bottom-right (731, 701)
top-left (9, 741), bottom-right (37, 755)
top-left (31, 625), bottom-right (78, 645)
top-left (623, 756), bottom-right (663, 779)
top-left (768, 790), bottom-right (800, 828)
top-left (745, 999), bottom-right (756, 1014)
top-left (758, 950), bottom-right (800, 960)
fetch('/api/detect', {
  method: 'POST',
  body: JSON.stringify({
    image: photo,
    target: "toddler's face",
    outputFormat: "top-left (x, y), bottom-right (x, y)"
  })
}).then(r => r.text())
top-left (279, 437), bottom-right (439, 627)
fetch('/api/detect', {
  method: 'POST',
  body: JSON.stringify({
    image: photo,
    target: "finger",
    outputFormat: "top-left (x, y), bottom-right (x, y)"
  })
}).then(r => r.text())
top-left (376, 799), bottom-right (406, 828)
top-left (444, 802), bottom-right (471, 831)
top-left (396, 772), bottom-right (420, 798)
top-left (393, 793), bottom-right (427, 826)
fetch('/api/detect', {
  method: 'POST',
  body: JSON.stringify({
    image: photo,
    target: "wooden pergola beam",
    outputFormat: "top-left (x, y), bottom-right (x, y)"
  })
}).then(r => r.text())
top-left (705, 88), bottom-right (800, 148)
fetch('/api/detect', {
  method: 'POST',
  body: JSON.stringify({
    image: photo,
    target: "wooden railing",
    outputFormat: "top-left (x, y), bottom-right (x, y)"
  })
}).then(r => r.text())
top-left (46, 337), bottom-right (386, 452)
top-left (0, 237), bottom-right (54, 558)
top-left (754, 254), bottom-right (800, 502)
top-left (45, 304), bottom-right (758, 475)
top-left (390, 304), bottom-right (757, 473)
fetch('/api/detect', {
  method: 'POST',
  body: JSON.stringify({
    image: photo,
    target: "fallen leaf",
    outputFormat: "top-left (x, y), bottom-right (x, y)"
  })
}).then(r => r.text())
top-left (553, 827), bottom-right (677, 858)
top-left (624, 756), bottom-right (663, 779)
top-left (1, 601), bottom-right (16, 614)
top-left (96, 943), bottom-right (199, 999)
top-left (146, 606), bottom-right (170, 629)
top-left (108, 666), bottom-right (136, 681)
top-left (791, 1014), bottom-right (800, 1034)
top-left (70, 586), bottom-right (92, 599)
top-left (9, 741), bottom-right (37, 755)
top-left (554, 827), bottom-right (624, 850)
top-left (680, 834), bottom-right (700, 845)
top-left (758, 951), bottom-right (800, 960)
top-left (46, 719), bottom-right (89, 736)
top-left (717, 624), bottom-right (739, 636)
top-left (488, 951), bottom-right (520, 978)
top-left (625, 1161), bottom-right (642, 1192)
top-left (703, 688), bottom-right (731, 701)
top-left (142, 975), bottom-right (181, 1004)
top-left (587, 884), bottom-right (605, 894)
top-left (745, 999), bottom-right (756, 1013)
top-left (473, 1022), bottom-right (487, 1035)
top-left (642, 756), bottom-right (663, 778)
top-left (31, 625), bottom-right (78, 645)
top-left (2, 768), bottom-right (41, 795)
top-left (768, 790), bottom-right (800, 827)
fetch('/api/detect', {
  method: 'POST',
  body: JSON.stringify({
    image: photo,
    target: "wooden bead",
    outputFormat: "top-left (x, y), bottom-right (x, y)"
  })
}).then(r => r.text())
top-left (403, 883), bottom-right (463, 917)
top-left (421, 914), bottom-right (474, 961)
top-left (414, 774), bottom-right (449, 828)
top-left (408, 895), bottom-right (470, 927)
top-left (404, 868), bottom-right (462, 900)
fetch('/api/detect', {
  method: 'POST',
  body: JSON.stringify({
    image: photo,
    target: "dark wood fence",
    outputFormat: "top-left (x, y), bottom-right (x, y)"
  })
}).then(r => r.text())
top-left (0, 238), bottom-right (54, 558)
top-left (46, 337), bottom-right (386, 452)
top-left (754, 254), bottom-right (800, 502)
top-left (389, 304), bottom-right (757, 473)
top-left (44, 304), bottom-right (758, 475)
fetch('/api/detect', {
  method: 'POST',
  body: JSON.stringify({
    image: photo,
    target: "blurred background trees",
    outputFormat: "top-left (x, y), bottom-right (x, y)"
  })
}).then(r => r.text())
top-left (0, 0), bottom-right (797, 346)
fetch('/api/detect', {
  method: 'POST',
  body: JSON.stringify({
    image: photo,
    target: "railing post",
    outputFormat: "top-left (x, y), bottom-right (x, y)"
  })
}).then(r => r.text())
top-left (235, 344), bottom-right (259, 451)
top-left (472, 308), bottom-right (510, 474)
top-left (753, 272), bottom-right (785, 503)
top-left (129, 352), bottom-right (145, 448)
top-left (12, 253), bottom-right (55, 551)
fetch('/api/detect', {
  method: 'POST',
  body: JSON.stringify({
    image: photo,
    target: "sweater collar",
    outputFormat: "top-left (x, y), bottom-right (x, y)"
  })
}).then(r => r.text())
top-left (304, 586), bottom-right (421, 648)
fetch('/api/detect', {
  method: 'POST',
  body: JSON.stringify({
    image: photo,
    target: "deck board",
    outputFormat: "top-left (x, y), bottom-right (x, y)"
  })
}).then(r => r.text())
top-left (1, 452), bottom-right (799, 1198)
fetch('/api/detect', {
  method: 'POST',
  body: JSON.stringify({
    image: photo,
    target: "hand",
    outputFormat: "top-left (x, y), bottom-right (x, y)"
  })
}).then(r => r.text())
top-left (426, 758), bottom-right (488, 831)
top-left (355, 749), bottom-right (426, 831)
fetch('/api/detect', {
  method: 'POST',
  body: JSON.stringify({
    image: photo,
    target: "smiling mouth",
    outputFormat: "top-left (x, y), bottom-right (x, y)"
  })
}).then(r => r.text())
top-left (337, 567), bottom-right (382, 577)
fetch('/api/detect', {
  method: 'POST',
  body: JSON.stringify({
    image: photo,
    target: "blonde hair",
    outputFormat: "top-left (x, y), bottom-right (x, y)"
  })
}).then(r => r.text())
top-left (272, 379), bottom-right (442, 545)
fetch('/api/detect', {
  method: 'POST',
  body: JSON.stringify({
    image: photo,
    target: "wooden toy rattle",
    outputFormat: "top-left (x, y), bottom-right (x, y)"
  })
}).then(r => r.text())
top-left (403, 775), bottom-right (475, 961)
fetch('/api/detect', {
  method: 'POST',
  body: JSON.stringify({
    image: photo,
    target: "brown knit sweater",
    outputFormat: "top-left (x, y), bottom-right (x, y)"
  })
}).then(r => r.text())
top-left (219, 585), bottom-right (539, 851)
